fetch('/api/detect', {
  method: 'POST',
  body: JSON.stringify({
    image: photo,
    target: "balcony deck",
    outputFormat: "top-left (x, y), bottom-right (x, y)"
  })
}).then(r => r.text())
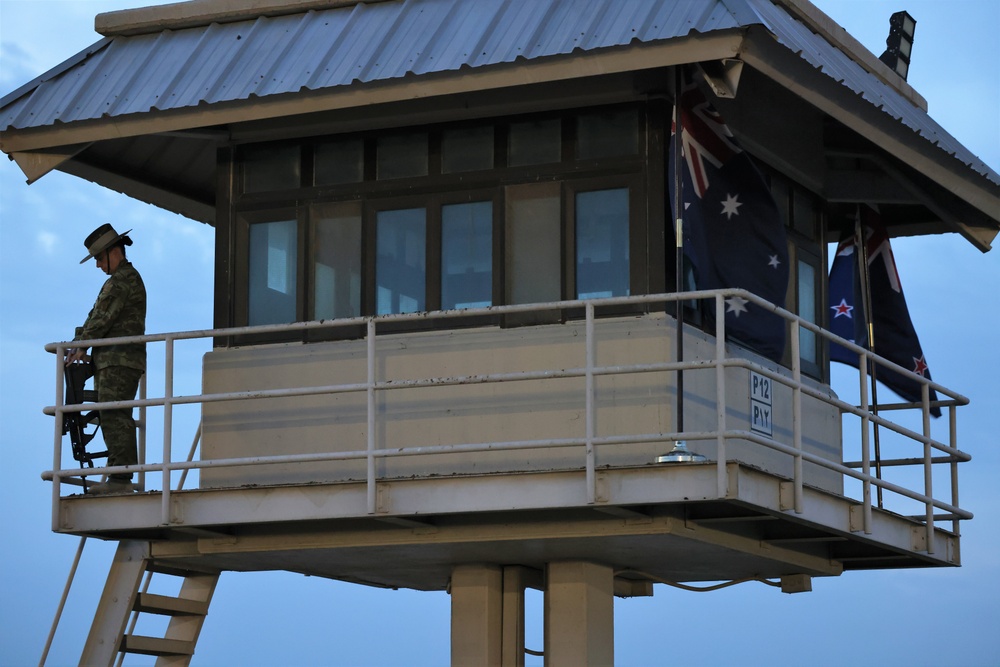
top-left (45, 290), bottom-right (970, 591)
top-left (55, 461), bottom-right (958, 592)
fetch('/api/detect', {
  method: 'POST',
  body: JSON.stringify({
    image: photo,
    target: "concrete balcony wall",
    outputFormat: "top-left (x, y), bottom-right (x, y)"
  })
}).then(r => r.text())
top-left (201, 313), bottom-right (842, 494)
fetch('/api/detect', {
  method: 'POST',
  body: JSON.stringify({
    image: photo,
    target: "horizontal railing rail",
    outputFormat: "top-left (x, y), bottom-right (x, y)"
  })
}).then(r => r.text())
top-left (44, 289), bottom-right (971, 551)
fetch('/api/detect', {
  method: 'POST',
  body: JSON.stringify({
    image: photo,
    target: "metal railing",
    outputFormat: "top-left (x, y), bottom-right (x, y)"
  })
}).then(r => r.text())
top-left (44, 288), bottom-right (972, 551)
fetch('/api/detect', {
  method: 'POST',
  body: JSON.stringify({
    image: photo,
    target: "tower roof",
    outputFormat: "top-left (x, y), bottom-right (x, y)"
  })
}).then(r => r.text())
top-left (2, 0), bottom-right (997, 247)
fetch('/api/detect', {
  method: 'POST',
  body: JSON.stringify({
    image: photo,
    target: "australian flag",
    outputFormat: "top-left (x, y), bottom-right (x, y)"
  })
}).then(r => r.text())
top-left (668, 69), bottom-right (789, 361)
top-left (828, 205), bottom-right (940, 416)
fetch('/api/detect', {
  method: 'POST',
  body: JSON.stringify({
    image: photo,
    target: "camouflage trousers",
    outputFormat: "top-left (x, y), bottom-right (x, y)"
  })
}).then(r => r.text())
top-left (96, 366), bottom-right (143, 481)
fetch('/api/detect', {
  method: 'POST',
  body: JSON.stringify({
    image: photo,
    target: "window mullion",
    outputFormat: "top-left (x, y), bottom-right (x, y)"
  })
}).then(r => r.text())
top-left (426, 200), bottom-right (442, 312)
top-left (297, 209), bottom-right (307, 323)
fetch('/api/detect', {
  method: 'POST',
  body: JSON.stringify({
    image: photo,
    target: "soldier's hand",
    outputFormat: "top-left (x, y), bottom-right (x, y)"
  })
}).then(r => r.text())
top-left (64, 348), bottom-right (86, 366)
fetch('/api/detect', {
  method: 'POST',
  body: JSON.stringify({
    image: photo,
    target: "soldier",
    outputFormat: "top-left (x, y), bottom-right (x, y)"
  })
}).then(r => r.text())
top-left (65, 224), bottom-right (146, 494)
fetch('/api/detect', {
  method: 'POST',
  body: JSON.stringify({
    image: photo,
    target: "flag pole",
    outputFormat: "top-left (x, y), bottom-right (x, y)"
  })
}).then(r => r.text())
top-left (673, 67), bottom-right (686, 438)
top-left (656, 65), bottom-right (706, 464)
top-left (855, 207), bottom-right (884, 507)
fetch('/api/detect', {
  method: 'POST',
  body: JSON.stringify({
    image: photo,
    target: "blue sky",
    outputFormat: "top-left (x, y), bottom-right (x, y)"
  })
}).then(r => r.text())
top-left (1, 1), bottom-right (998, 665)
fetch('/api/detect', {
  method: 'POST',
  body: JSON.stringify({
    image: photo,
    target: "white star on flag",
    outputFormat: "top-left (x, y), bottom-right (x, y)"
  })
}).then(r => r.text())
top-left (720, 193), bottom-right (742, 219)
top-left (725, 296), bottom-right (749, 317)
top-left (831, 298), bottom-right (853, 319)
top-left (768, 254), bottom-right (780, 269)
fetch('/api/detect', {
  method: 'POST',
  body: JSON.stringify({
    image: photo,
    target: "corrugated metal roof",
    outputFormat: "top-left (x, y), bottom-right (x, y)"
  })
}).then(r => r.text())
top-left (1, 0), bottom-right (996, 186)
top-left (0, 0), bottom-right (738, 128)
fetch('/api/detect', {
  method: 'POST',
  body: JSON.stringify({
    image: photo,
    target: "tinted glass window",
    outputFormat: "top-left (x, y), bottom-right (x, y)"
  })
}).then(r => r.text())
top-left (506, 183), bottom-right (561, 305)
top-left (376, 208), bottom-right (426, 314)
top-left (312, 203), bottom-right (362, 320)
top-left (377, 133), bottom-right (428, 180)
top-left (243, 145), bottom-right (301, 193)
top-left (315, 138), bottom-right (364, 186)
top-left (508, 119), bottom-right (561, 167)
top-left (577, 109), bottom-right (638, 160)
top-left (798, 258), bottom-right (817, 364)
top-left (793, 190), bottom-right (818, 239)
top-left (576, 188), bottom-right (629, 298)
top-left (442, 126), bottom-right (494, 173)
top-left (442, 201), bottom-right (493, 309)
top-left (249, 219), bottom-right (297, 325)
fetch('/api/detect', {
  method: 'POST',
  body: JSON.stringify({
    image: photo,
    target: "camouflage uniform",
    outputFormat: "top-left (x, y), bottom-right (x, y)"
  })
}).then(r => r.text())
top-left (75, 260), bottom-right (146, 478)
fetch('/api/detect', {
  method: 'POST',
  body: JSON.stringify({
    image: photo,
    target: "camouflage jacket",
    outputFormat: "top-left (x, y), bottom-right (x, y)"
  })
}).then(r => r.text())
top-left (74, 260), bottom-right (146, 372)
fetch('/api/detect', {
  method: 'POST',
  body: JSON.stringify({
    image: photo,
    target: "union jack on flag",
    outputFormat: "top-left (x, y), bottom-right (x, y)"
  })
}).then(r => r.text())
top-left (828, 205), bottom-right (940, 416)
top-left (674, 81), bottom-right (741, 198)
top-left (864, 221), bottom-right (903, 294)
top-left (668, 66), bottom-right (789, 362)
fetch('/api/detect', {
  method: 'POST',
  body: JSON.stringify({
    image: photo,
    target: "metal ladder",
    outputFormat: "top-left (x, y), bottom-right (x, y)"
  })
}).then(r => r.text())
top-left (40, 423), bottom-right (211, 666)
top-left (80, 539), bottom-right (220, 666)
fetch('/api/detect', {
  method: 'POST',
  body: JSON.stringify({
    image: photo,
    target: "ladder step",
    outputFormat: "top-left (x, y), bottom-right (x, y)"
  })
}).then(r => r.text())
top-left (146, 561), bottom-right (219, 577)
top-left (121, 634), bottom-right (194, 657)
top-left (135, 591), bottom-right (210, 616)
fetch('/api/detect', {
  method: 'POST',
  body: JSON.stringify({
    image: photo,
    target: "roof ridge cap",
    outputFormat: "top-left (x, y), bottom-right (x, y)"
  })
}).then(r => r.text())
top-left (95, 0), bottom-right (393, 36)
top-left (771, 0), bottom-right (927, 111)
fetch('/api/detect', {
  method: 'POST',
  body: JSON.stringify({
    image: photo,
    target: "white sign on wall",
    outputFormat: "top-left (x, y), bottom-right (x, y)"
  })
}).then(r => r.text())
top-left (750, 371), bottom-right (773, 437)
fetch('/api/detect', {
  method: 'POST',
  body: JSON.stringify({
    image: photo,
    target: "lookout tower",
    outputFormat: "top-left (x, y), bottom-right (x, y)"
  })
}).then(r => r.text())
top-left (2, 0), bottom-right (997, 664)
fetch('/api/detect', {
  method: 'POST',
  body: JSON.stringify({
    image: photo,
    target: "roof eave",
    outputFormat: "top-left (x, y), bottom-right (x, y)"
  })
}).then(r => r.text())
top-left (1, 31), bottom-right (745, 154)
top-left (739, 26), bottom-right (999, 252)
top-left (60, 158), bottom-right (216, 224)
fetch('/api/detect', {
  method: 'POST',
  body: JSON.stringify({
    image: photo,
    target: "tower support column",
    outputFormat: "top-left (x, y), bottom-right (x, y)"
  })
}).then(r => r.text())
top-left (450, 564), bottom-right (503, 666)
top-left (501, 565), bottom-right (530, 667)
top-left (544, 560), bottom-right (615, 666)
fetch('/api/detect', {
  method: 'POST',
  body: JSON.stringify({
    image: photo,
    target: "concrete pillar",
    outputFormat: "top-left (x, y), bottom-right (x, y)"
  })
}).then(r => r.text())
top-left (544, 560), bottom-right (615, 667)
top-left (450, 564), bottom-right (503, 667)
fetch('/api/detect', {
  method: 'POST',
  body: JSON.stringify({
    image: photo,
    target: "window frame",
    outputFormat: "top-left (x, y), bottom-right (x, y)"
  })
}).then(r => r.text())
top-left (794, 245), bottom-right (823, 379)
top-left (230, 206), bottom-right (307, 344)
top-left (224, 102), bottom-right (829, 382)
top-left (225, 102), bottom-right (658, 343)
top-left (308, 199), bottom-right (364, 323)
top-left (768, 169), bottom-right (827, 381)
top-left (565, 175), bottom-right (646, 302)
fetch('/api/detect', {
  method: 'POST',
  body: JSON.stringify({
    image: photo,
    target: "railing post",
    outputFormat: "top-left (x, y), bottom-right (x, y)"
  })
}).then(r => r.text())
top-left (790, 320), bottom-right (803, 514)
top-left (52, 346), bottom-right (66, 532)
top-left (923, 383), bottom-right (934, 553)
top-left (715, 293), bottom-right (726, 497)
top-left (160, 336), bottom-right (174, 526)
top-left (859, 351), bottom-right (872, 534)
top-left (950, 405), bottom-right (960, 537)
top-left (138, 373), bottom-right (147, 492)
top-left (585, 303), bottom-right (596, 504)
top-left (367, 317), bottom-right (377, 515)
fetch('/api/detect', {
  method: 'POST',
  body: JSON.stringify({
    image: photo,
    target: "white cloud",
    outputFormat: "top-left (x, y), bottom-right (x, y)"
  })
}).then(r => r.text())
top-left (0, 41), bottom-right (35, 91)
top-left (36, 229), bottom-right (58, 255)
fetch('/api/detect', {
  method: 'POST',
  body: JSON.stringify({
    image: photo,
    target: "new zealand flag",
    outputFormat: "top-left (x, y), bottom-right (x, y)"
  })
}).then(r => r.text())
top-left (828, 206), bottom-right (940, 416)
top-left (668, 69), bottom-right (789, 362)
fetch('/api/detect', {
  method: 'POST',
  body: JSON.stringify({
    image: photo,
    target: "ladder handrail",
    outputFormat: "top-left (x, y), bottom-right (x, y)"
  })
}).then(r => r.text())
top-left (38, 422), bottom-right (203, 667)
top-left (38, 536), bottom-right (87, 667)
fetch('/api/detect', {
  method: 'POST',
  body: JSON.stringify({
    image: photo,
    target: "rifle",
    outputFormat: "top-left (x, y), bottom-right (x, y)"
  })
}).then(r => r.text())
top-left (62, 360), bottom-right (107, 486)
